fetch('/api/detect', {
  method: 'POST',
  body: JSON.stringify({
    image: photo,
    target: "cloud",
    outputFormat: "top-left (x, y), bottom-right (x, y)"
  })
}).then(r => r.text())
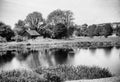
top-left (0, 0), bottom-right (120, 28)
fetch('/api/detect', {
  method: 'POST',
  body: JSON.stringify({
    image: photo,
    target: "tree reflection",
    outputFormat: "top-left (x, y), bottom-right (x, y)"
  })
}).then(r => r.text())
top-left (9, 48), bottom-right (74, 68)
top-left (15, 49), bottom-right (31, 61)
top-left (0, 51), bottom-right (15, 65)
top-left (89, 48), bottom-right (96, 54)
top-left (103, 47), bottom-right (113, 57)
top-left (52, 48), bottom-right (74, 65)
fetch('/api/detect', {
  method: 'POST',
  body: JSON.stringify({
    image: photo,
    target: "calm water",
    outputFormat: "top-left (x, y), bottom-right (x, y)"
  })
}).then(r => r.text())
top-left (0, 47), bottom-right (120, 75)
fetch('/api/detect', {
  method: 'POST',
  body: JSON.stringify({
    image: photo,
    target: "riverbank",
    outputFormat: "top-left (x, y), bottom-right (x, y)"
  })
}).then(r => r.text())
top-left (66, 76), bottom-right (120, 82)
top-left (0, 37), bottom-right (120, 51)
top-left (0, 65), bottom-right (113, 82)
top-left (34, 65), bottom-right (112, 81)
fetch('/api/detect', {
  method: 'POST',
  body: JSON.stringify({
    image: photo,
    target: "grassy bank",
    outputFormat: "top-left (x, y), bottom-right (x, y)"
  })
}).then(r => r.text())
top-left (0, 70), bottom-right (62, 82)
top-left (0, 37), bottom-right (120, 51)
top-left (34, 65), bottom-right (112, 81)
top-left (0, 65), bottom-right (112, 82)
top-left (0, 70), bottom-right (45, 82)
top-left (66, 76), bottom-right (120, 82)
top-left (24, 37), bottom-right (120, 49)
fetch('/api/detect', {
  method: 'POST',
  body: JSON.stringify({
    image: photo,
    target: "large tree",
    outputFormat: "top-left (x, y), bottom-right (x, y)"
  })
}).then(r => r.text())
top-left (0, 22), bottom-right (15, 41)
top-left (115, 26), bottom-right (120, 36)
top-left (87, 24), bottom-right (97, 38)
top-left (94, 23), bottom-right (113, 37)
top-left (38, 23), bottom-right (68, 39)
top-left (25, 12), bottom-right (44, 31)
top-left (94, 25), bottom-right (103, 36)
top-left (103, 23), bottom-right (113, 37)
top-left (14, 20), bottom-right (27, 36)
top-left (47, 9), bottom-right (74, 27)
top-left (38, 24), bottom-right (54, 38)
top-left (81, 24), bottom-right (88, 36)
top-left (52, 23), bottom-right (67, 39)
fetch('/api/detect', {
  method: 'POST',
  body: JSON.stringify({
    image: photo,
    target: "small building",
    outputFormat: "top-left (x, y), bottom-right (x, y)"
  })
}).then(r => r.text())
top-left (22, 30), bottom-right (40, 39)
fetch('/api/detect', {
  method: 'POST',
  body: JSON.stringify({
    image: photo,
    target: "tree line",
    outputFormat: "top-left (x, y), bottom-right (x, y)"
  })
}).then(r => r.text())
top-left (0, 9), bottom-right (120, 42)
top-left (75, 23), bottom-right (114, 38)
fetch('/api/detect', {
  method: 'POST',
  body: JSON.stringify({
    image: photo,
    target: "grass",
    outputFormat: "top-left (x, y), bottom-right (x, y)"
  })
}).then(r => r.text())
top-left (0, 65), bottom-right (112, 82)
top-left (1, 36), bottom-right (120, 51)
top-left (34, 64), bottom-right (112, 81)
top-left (0, 69), bottom-right (63, 82)
top-left (0, 70), bottom-right (46, 82)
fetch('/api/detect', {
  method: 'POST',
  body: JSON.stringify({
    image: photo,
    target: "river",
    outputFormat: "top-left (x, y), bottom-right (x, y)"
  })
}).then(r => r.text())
top-left (0, 47), bottom-right (120, 75)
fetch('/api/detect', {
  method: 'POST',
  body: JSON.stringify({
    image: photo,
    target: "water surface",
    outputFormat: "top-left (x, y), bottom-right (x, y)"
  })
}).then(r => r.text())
top-left (0, 47), bottom-right (120, 75)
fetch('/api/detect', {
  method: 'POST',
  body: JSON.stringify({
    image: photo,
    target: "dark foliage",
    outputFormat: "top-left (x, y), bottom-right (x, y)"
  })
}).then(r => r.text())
top-left (0, 69), bottom-right (63, 82)
top-left (38, 24), bottom-right (53, 38)
top-left (0, 51), bottom-right (15, 64)
top-left (115, 26), bottom-right (120, 36)
top-left (87, 24), bottom-right (97, 37)
top-left (0, 70), bottom-right (47, 82)
top-left (25, 12), bottom-right (44, 31)
top-left (35, 65), bottom-right (112, 81)
top-left (103, 23), bottom-right (113, 37)
top-left (67, 26), bottom-right (75, 37)
top-left (0, 22), bottom-right (15, 41)
top-left (43, 73), bottom-right (63, 82)
top-left (81, 24), bottom-right (88, 36)
top-left (52, 23), bottom-right (67, 39)
top-left (14, 20), bottom-right (27, 36)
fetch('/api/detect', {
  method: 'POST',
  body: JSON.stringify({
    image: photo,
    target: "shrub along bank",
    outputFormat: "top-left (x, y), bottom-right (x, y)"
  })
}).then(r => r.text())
top-left (34, 65), bottom-right (112, 81)
top-left (0, 65), bottom-right (112, 82)
top-left (0, 70), bottom-right (62, 82)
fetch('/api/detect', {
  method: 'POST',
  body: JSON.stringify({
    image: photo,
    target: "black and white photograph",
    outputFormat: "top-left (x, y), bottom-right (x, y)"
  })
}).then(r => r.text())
top-left (0, 0), bottom-right (120, 82)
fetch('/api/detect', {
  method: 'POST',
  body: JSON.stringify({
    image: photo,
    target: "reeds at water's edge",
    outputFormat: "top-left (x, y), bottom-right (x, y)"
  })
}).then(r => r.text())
top-left (0, 65), bottom-right (112, 82)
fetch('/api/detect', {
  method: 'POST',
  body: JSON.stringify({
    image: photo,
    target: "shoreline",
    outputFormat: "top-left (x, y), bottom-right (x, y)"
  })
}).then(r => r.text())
top-left (65, 76), bottom-right (120, 82)
top-left (0, 65), bottom-right (115, 82)
top-left (0, 37), bottom-right (120, 51)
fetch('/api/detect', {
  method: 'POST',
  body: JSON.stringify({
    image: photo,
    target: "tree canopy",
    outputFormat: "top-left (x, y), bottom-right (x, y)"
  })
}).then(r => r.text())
top-left (14, 20), bottom-right (27, 36)
top-left (0, 22), bottom-right (15, 41)
top-left (103, 23), bottom-right (113, 37)
top-left (115, 26), bottom-right (120, 36)
top-left (0, 10), bottom-right (118, 42)
top-left (87, 24), bottom-right (97, 37)
top-left (25, 12), bottom-right (44, 31)
top-left (47, 9), bottom-right (74, 27)
top-left (52, 23), bottom-right (67, 39)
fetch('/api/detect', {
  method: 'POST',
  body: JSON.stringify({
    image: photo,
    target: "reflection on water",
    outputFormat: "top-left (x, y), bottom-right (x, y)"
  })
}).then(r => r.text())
top-left (103, 47), bottom-right (112, 56)
top-left (0, 51), bottom-right (15, 66)
top-left (15, 50), bottom-right (30, 61)
top-left (53, 49), bottom-right (68, 64)
top-left (89, 48), bottom-right (96, 54)
top-left (0, 47), bottom-right (120, 75)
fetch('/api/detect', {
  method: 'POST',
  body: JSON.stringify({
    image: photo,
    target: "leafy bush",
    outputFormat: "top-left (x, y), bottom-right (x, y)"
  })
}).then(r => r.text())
top-left (34, 65), bottom-right (112, 80)
top-left (0, 36), bottom-right (6, 43)
top-left (52, 23), bottom-right (67, 39)
top-left (0, 65), bottom-right (112, 82)
top-left (115, 26), bottom-right (120, 36)
top-left (43, 73), bottom-right (63, 82)
top-left (12, 35), bottom-right (24, 42)
top-left (0, 70), bottom-right (47, 82)
top-left (0, 22), bottom-right (15, 41)
top-left (0, 69), bottom-right (63, 82)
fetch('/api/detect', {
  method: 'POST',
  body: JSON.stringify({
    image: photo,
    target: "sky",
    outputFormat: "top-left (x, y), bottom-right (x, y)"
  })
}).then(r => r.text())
top-left (0, 0), bottom-right (120, 28)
